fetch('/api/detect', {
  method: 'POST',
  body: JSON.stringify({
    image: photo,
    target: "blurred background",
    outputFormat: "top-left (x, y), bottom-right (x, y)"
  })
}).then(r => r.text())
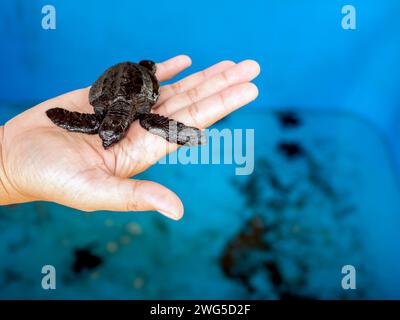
top-left (0, 0), bottom-right (399, 299)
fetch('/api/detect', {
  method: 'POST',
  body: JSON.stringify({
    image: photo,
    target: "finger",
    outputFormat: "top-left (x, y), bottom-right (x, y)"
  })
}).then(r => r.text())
top-left (157, 60), bottom-right (260, 116)
top-left (73, 176), bottom-right (184, 220)
top-left (155, 60), bottom-right (236, 106)
top-left (156, 55), bottom-right (192, 82)
top-left (173, 82), bottom-right (259, 128)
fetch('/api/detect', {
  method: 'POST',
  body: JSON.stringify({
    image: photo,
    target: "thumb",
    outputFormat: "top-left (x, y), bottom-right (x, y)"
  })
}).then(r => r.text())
top-left (72, 176), bottom-right (184, 220)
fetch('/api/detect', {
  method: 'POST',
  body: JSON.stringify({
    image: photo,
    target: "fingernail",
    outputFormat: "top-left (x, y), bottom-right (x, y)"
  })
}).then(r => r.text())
top-left (158, 210), bottom-right (182, 220)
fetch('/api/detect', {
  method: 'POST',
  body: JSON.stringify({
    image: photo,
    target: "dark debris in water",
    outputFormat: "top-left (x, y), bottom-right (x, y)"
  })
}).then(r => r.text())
top-left (220, 216), bottom-right (270, 293)
top-left (72, 249), bottom-right (103, 274)
top-left (277, 142), bottom-right (304, 159)
top-left (220, 215), bottom-right (314, 299)
top-left (222, 130), bottom-right (367, 298)
top-left (275, 111), bottom-right (302, 128)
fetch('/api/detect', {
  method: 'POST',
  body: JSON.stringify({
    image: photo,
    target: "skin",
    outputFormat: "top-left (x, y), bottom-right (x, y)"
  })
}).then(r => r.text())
top-left (0, 55), bottom-right (260, 220)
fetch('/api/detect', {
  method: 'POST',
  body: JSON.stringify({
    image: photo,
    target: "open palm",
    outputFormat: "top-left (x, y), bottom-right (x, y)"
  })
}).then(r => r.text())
top-left (1, 55), bottom-right (260, 219)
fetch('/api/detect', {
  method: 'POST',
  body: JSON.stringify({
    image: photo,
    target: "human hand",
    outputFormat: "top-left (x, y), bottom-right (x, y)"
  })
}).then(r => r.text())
top-left (0, 55), bottom-right (260, 219)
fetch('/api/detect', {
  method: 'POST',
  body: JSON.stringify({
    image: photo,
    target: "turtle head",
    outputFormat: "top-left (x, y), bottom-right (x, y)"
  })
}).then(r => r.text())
top-left (139, 60), bottom-right (156, 74)
top-left (99, 109), bottom-right (131, 149)
top-left (99, 128), bottom-right (121, 149)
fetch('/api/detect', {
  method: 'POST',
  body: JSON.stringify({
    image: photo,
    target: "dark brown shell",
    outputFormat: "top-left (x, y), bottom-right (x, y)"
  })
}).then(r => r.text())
top-left (89, 62), bottom-right (159, 117)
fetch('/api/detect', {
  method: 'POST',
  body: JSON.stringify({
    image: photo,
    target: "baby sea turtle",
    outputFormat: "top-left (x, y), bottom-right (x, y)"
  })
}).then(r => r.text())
top-left (46, 60), bottom-right (205, 149)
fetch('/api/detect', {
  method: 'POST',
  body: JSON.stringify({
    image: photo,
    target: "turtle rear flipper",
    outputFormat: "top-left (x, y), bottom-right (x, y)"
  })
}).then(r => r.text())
top-left (46, 108), bottom-right (101, 134)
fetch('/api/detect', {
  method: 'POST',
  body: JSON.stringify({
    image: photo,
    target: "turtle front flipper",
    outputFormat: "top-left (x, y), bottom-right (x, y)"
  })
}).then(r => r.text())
top-left (138, 113), bottom-right (206, 146)
top-left (46, 107), bottom-right (101, 134)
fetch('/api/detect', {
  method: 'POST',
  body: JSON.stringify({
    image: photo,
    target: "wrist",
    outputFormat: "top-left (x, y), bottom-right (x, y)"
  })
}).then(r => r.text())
top-left (0, 126), bottom-right (14, 205)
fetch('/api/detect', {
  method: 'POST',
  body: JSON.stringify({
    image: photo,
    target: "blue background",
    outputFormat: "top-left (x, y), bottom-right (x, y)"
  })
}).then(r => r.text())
top-left (0, 0), bottom-right (399, 299)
